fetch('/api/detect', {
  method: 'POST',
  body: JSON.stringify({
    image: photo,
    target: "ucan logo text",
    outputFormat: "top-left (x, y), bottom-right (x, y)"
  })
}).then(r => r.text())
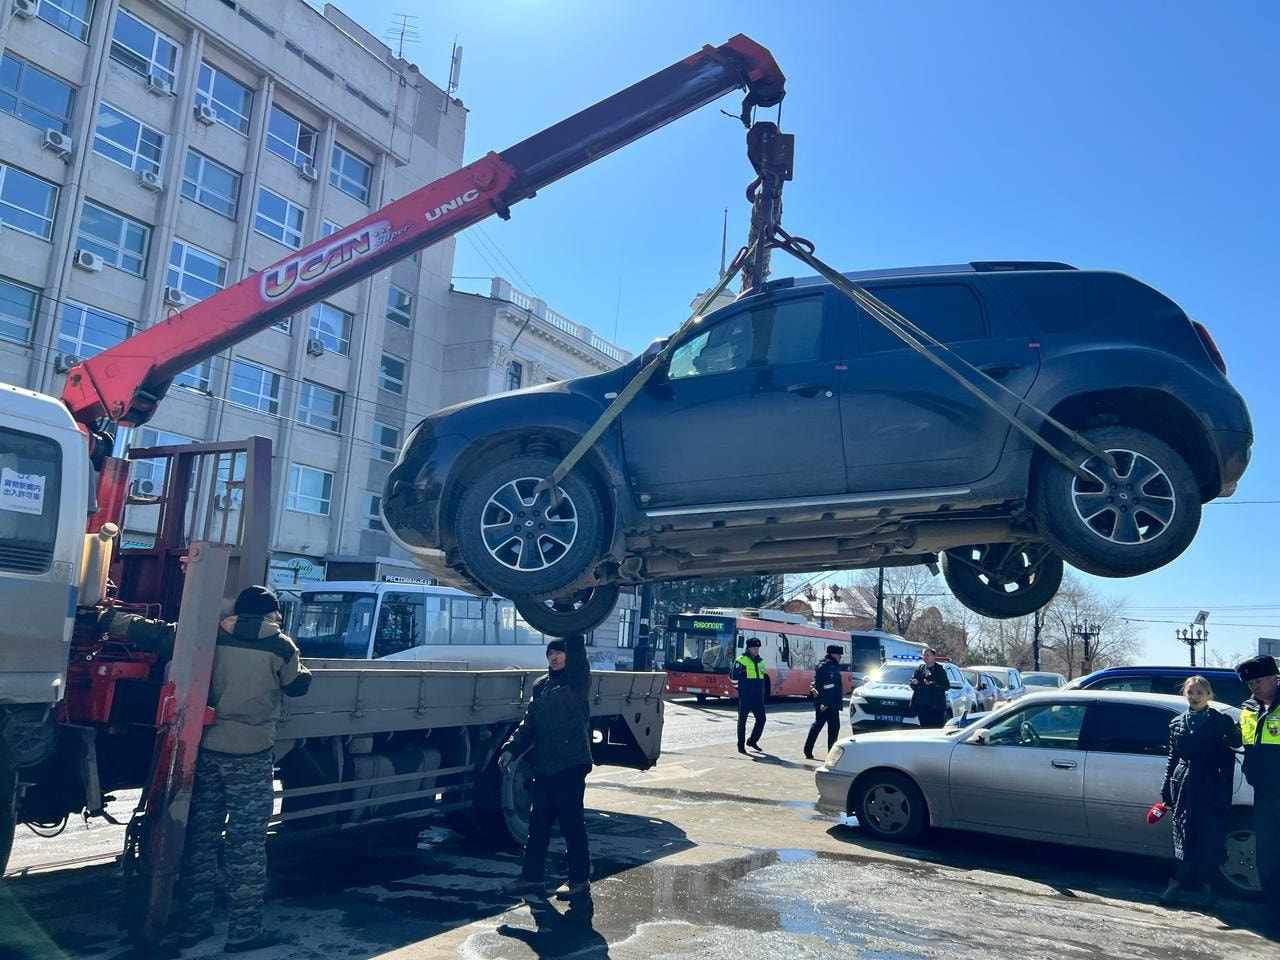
top-left (262, 222), bottom-right (388, 301)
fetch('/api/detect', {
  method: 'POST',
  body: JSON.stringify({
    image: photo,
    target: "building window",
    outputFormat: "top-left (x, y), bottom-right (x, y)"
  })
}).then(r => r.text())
top-left (253, 187), bottom-right (305, 249)
top-left (363, 492), bottom-right (383, 531)
top-left (228, 358), bottom-right (282, 414)
top-left (181, 150), bottom-right (239, 218)
top-left (372, 421), bottom-right (400, 463)
top-left (93, 102), bottom-right (165, 175)
top-left (320, 219), bottom-right (341, 238)
top-left (306, 302), bottom-right (351, 356)
top-left (330, 143), bottom-right (371, 202)
top-left (617, 607), bottom-right (636, 648)
top-left (58, 301), bottom-right (133, 358)
top-left (109, 9), bottom-right (180, 88)
top-left (34, 0), bottom-right (94, 42)
top-left (386, 284), bottom-right (413, 327)
top-left (196, 62), bottom-right (252, 135)
top-left (297, 381), bottom-right (342, 432)
top-left (287, 463), bottom-right (332, 515)
top-left (505, 360), bottom-right (524, 391)
top-left (0, 54), bottom-right (76, 134)
top-left (378, 354), bottom-right (406, 395)
top-left (127, 426), bottom-right (194, 489)
top-left (167, 240), bottom-right (227, 301)
top-left (0, 163), bottom-right (57, 239)
top-left (77, 201), bottom-right (149, 276)
top-left (0, 277), bottom-right (39, 345)
top-left (265, 106), bottom-right (317, 167)
top-left (173, 361), bottom-right (211, 393)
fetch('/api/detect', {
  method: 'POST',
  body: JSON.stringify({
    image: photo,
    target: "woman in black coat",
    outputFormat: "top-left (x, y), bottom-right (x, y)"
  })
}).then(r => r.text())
top-left (1158, 675), bottom-right (1241, 909)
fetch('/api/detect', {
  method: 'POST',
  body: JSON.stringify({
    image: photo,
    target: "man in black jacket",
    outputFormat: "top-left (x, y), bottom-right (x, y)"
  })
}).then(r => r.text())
top-left (910, 648), bottom-right (950, 729)
top-left (501, 634), bottom-right (593, 901)
top-left (804, 645), bottom-right (845, 760)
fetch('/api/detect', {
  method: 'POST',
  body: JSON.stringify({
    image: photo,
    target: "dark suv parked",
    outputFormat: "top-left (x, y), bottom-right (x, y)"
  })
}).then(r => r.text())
top-left (383, 262), bottom-right (1252, 635)
top-left (1067, 666), bottom-right (1250, 708)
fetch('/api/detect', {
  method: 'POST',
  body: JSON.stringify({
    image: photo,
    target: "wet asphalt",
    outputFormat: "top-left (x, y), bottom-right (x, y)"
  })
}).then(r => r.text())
top-left (1, 698), bottom-right (1274, 959)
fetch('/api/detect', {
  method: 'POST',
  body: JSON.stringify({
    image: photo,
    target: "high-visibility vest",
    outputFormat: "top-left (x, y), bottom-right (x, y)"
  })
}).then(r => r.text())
top-left (1241, 699), bottom-right (1280, 745)
top-left (735, 655), bottom-right (765, 680)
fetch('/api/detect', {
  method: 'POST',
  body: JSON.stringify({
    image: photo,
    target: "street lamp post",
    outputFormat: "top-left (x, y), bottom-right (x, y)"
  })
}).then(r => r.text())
top-left (805, 583), bottom-right (842, 629)
top-left (1177, 611), bottom-right (1210, 667)
top-left (1073, 621), bottom-right (1100, 676)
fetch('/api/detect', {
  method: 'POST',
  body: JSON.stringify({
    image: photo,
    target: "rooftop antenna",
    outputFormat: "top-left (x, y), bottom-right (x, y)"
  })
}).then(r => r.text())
top-left (383, 14), bottom-right (420, 59)
top-left (442, 40), bottom-right (463, 114)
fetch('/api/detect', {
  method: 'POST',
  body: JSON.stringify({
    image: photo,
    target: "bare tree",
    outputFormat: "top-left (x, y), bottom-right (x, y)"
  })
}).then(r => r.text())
top-left (1038, 574), bottom-right (1141, 679)
top-left (848, 565), bottom-right (943, 637)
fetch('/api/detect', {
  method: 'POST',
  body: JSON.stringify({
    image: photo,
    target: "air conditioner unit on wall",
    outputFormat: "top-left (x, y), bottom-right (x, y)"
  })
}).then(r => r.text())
top-left (11, 0), bottom-right (35, 18)
top-left (193, 102), bottom-right (217, 125)
top-left (42, 129), bottom-right (73, 160)
top-left (146, 74), bottom-right (173, 96)
top-left (54, 353), bottom-right (81, 374)
top-left (298, 162), bottom-right (318, 182)
top-left (305, 337), bottom-right (325, 357)
top-left (73, 249), bottom-right (104, 272)
top-left (162, 286), bottom-right (186, 306)
top-left (129, 478), bottom-right (159, 499)
top-left (138, 170), bottom-right (163, 192)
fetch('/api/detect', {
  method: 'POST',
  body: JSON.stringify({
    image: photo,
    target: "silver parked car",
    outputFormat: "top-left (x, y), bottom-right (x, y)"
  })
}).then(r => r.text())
top-left (960, 669), bottom-right (999, 712)
top-left (1022, 670), bottom-right (1069, 690)
top-left (969, 664), bottom-right (1026, 702)
top-left (815, 690), bottom-right (1259, 896)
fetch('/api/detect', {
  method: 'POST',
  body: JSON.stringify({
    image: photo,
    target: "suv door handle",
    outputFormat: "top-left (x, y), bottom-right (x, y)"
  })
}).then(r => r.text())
top-left (977, 363), bottom-right (1024, 380)
top-left (787, 383), bottom-right (833, 398)
top-left (1051, 759), bottom-right (1077, 769)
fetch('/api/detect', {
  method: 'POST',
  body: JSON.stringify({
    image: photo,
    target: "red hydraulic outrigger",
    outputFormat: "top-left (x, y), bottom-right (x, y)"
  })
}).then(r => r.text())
top-left (52, 35), bottom-right (786, 946)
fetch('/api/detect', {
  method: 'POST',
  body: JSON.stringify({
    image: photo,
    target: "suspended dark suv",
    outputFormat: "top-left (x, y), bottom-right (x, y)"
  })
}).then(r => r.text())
top-left (383, 262), bottom-right (1252, 635)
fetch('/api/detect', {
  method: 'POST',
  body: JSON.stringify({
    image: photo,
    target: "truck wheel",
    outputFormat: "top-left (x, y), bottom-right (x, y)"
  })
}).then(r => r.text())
top-left (942, 544), bottom-right (1063, 619)
top-left (1218, 810), bottom-right (1261, 898)
top-left (448, 749), bottom-right (531, 847)
top-left (513, 583), bottom-right (620, 636)
top-left (852, 771), bottom-right (927, 843)
top-left (1032, 426), bottom-right (1200, 577)
top-left (456, 454), bottom-right (607, 599)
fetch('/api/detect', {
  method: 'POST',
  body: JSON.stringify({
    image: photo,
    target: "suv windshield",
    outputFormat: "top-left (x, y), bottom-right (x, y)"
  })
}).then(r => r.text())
top-left (872, 664), bottom-right (917, 684)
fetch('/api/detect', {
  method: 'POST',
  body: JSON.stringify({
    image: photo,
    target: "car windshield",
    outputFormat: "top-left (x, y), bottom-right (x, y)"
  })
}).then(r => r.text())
top-left (1024, 675), bottom-right (1059, 687)
top-left (872, 664), bottom-right (917, 684)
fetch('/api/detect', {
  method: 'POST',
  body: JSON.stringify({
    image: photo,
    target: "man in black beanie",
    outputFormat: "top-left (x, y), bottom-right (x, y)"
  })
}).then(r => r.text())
top-left (1236, 654), bottom-right (1280, 903)
top-left (804, 644), bottom-right (845, 760)
top-left (499, 633), bottom-right (592, 902)
top-left (175, 585), bottom-right (312, 953)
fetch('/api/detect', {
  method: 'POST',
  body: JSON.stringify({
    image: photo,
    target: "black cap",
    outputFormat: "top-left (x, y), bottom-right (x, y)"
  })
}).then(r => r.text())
top-left (827, 644), bottom-right (844, 655)
top-left (234, 585), bottom-right (279, 617)
top-left (546, 639), bottom-right (567, 654)
top-left (1236, 655), bottom-right (1280, 683)
top-left (745, 638), bottom-right (761, 648)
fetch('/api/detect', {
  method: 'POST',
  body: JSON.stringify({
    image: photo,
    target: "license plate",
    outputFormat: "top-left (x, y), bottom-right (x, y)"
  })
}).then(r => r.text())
top-left (873, 714), bottom-right (900, 723)
top-left (686, 688), bottom-right (702, 694)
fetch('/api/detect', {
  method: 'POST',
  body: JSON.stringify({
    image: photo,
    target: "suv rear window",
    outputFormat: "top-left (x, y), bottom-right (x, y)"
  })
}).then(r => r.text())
top-left (992, 271), bottom-right (1182, 333)
top-left (858, 283), bottom-right (985, 353)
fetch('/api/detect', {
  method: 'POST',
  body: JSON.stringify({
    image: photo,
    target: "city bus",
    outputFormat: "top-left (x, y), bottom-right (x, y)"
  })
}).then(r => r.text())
top-left (664, 608), bottom-right (857, 701)
top-left (286, 580), bottom-right (553, 668)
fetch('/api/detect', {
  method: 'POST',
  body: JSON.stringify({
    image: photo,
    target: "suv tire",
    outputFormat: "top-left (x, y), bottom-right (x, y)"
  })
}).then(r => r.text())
top-left (1033, 426), bottom-right (1200, 577)
top-left (457, 454), bottom-right (607, 599)
top-left (942, 544), bottom-right (1064, 619)
top-left (513, 583), bottom-right (621, 636)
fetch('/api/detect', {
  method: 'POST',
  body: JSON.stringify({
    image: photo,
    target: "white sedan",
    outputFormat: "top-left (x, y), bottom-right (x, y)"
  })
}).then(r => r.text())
top-left (815, 690), bottom-right (1259, 897)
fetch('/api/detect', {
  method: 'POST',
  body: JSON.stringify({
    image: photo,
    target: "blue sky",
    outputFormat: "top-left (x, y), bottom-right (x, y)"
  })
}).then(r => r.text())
top-left (342, 1), bottom-right (1278, 664)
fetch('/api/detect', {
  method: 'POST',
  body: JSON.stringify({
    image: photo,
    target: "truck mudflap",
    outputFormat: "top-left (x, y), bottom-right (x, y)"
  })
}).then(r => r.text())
top-left (587, 670), bottom-right (665, 770)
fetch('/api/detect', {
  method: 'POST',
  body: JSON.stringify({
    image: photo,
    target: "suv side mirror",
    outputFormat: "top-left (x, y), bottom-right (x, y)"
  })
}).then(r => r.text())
top-left (970, 728), bottom-right (991, 745)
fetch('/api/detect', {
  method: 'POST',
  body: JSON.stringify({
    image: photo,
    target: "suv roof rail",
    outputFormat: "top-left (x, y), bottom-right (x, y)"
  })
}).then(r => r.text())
top-left (969, 260), bottom-right (1076, 272)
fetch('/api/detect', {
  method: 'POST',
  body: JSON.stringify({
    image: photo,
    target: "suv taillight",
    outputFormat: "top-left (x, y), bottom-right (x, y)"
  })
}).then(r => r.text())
top-left (1192, 320), bottom-right (1227, 375)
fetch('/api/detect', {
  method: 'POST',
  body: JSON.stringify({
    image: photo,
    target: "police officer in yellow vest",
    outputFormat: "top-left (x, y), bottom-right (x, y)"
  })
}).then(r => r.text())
top-left (1236, 654), bottom-right (1280, 902)
top-left (733, 638), bottom-right (767, 755)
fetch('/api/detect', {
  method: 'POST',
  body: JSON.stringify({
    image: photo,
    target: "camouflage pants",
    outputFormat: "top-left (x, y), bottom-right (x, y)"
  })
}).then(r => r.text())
top-left (176, 748), bottom-right (274, 942)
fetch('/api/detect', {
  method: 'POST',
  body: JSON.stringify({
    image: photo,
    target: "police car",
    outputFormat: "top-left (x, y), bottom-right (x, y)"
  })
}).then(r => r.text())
top-left (847, 656), bottom-right (977, 729)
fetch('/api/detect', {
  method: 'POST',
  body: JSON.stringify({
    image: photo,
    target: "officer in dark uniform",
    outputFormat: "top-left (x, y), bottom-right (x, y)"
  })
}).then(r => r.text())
top-left (1236, 654), bottom-right (1280, 904)
top-left (734, 638), bottom-right (767, 754)
top-left (804, 645), bottom-right (845, 760)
